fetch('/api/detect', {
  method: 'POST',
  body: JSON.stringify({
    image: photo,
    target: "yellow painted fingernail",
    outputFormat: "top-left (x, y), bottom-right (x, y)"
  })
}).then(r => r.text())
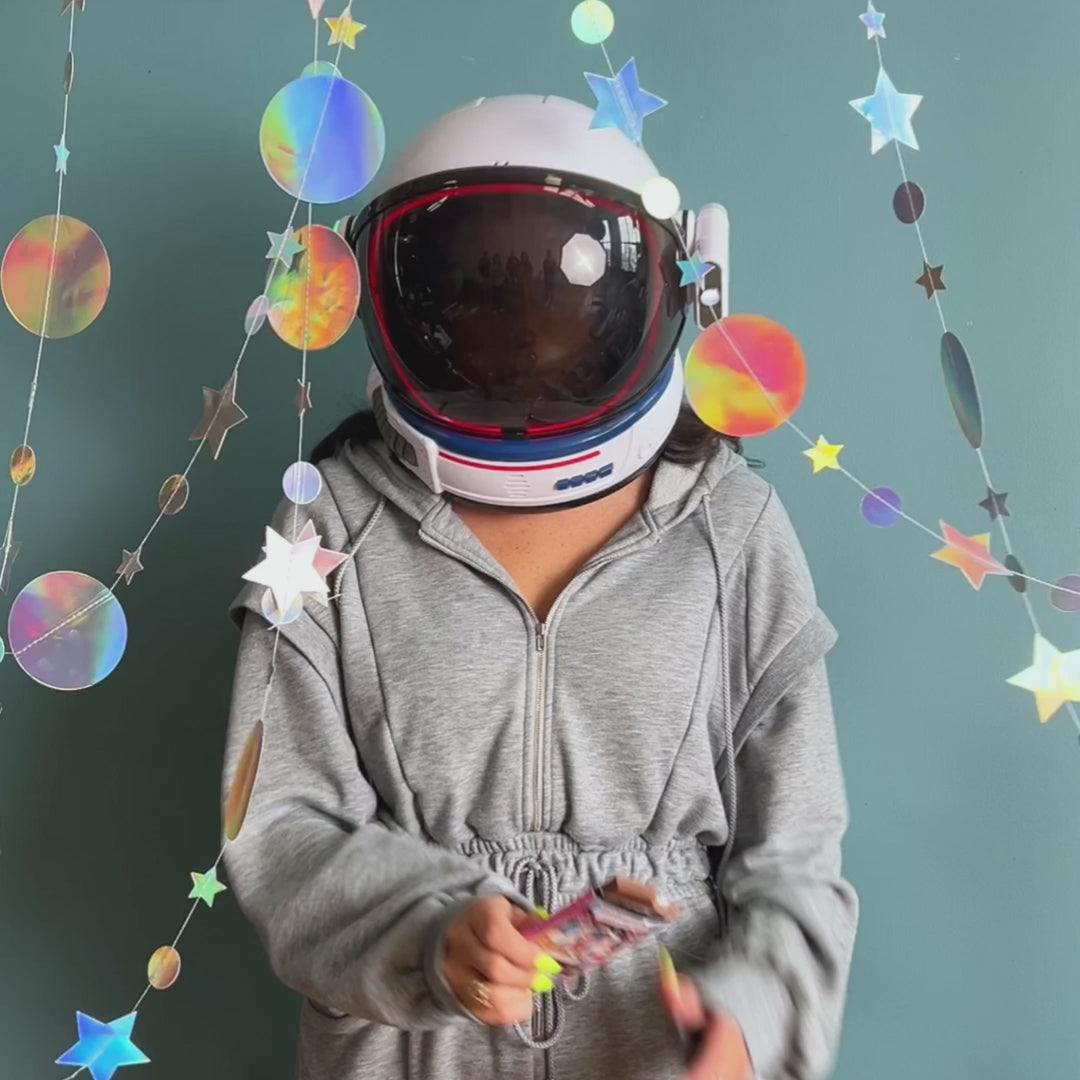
top-left (534, 906), bottom-right (550, 920)
top-left (535, 953), bottom-right (562, 976)
top-left (531, 973), bottom-right (555, 994)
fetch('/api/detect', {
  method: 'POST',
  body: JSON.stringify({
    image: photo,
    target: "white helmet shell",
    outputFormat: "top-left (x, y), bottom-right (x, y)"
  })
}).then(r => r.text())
top-left (377, 94), bottom-right (662, 197)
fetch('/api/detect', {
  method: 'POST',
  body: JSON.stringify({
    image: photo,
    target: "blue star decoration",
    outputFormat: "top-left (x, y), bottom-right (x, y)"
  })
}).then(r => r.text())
top-left (54, 135), bottom-right (70, 175)
top-left (849, 67), bottom-right (922, 154)
top-left (585, 58), bottom-right (667, 146)
top-left (266, 226), bottom-right (305, 268)
top-left (56, 1012), bottom-right (150, 1080)
top-left (859, 2), bottom-right (887, 40)
top-left (676, 253), bottom-right (713, 288)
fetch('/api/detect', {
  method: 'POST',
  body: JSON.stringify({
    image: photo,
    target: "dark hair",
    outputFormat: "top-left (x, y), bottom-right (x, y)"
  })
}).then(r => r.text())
top-left (310, 401), bottom-right (742, 466)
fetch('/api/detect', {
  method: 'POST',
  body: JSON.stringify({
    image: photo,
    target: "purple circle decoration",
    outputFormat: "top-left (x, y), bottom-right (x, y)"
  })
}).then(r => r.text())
top-left (893, 182), bottom-right (925, 225)
top-left (1050, 575), bottom-right (1080, 613)
top-left (861, 487), bottom-right (902, 528)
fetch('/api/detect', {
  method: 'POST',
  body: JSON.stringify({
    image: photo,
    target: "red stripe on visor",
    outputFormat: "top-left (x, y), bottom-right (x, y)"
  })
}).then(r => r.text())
top-left (364, 177), bottom-right (683, 440)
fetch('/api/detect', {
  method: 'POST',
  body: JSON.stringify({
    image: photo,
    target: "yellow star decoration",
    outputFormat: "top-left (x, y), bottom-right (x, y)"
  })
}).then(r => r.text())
top-left (325, 10), bottom-right (366, 48)
top-left (1007, 635), bottom-right (1080, 724)
top-left (803, 436), bottom-right (844, 474)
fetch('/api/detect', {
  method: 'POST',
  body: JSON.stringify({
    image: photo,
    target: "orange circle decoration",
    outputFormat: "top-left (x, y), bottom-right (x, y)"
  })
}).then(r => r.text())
top-left (267, 224), bottom-right (360, 351)
top-left (147, 946), bottom-right (182, 991)
top-left (684, 314), bottom-right (807, 437)
top-left (1, 215), bottom-right (110, 339)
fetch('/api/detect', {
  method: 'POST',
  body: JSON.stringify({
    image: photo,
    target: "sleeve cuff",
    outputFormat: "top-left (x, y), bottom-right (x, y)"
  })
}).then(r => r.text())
top-left (421, 879), bottom-right (537, 1026)
top-left (685, 958), bottom-right (793, 1078)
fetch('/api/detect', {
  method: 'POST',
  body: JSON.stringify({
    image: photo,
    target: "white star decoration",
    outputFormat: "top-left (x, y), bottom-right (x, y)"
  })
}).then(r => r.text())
top-left (243, 525), bottom-right (330, 613)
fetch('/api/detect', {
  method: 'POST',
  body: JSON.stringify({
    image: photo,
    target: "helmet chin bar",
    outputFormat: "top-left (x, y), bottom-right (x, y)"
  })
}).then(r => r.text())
top-left (366, 356), bottom-right (686, 511)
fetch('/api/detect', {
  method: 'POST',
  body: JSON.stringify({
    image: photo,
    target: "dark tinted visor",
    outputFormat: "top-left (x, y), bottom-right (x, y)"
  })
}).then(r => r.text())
top-left (353, 167), bottom-right (688, 438)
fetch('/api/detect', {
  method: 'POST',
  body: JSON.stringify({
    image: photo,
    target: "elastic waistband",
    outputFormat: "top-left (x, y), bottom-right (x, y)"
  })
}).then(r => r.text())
top-left (456, 833), bottom-right (713, 907)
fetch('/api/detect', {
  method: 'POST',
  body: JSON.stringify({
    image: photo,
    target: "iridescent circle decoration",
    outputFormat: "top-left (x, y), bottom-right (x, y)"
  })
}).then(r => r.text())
top-left (267, 225), bottom-right (360, 350)
top-left (861, 487), bottom-right (902, 528)
top-left (571, 0), bottom-right (615, 43)
top-left (9, 571), bottom-right (127, 691)
top-left (148, 946), bottom-right (182, 991)
top-left (1, 215), bottom-right (110, 338)
top-left (685, 315), bottom-right (807, 437)
top-left (301, 61), bottom-right (341, 79)
top-left (640, 176), bottom-right (680, 220)
top-left (940, 332), bottom-right (983, 450)
top-left (10, 445), bottom-right (35, 487)
top-left (283, 461), bottom-right (323, 505)
top-left (261, 587), bottom-right (304, 627)
top-left (1050, 575), bottom-right (1080, 614)
top-left (224, 721), bottom-right (263, 842)
top-left (893, 181), bottom-right (925, 224)
top-left (260, 74), bottom-right (386, 205)
top-left (244, 295), bottom-right (270, 336)
top-left (158, 475), bottom-right (190, 517)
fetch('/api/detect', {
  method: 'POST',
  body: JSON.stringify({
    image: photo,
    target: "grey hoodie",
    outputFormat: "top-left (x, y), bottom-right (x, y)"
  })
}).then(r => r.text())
top-left (222, 435), bottom-right (857, 1080)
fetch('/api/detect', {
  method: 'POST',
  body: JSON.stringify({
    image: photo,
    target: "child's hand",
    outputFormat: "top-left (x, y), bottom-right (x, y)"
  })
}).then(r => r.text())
top-left (657, 947), bottom-right (754, 1080)
top-left (442, 895), bottom-right (560, 1027)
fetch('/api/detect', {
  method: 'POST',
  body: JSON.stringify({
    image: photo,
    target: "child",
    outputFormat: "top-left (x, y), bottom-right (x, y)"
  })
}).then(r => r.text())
top-left (223, 93), bottom-right (857, 1080)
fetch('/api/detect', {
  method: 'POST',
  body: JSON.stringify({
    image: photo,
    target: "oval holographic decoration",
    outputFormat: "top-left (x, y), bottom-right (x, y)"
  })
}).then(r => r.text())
top-left (158, 475), bottom-right (190, 517)
top-left (940, 332), bottom-right (983, 449)
top-left (1004, 554), bottom-right (1027, 594)
top-left (10, 445), bottom-right (35, 487)
top-left (147, 946), bottom-right (182, 991)
top-left (224, 720), bottom-right (264, 842)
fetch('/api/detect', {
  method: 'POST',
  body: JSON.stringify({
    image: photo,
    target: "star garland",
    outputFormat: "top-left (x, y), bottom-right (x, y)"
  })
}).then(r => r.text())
top-left (36, 6), bottom-right (383, 1077)
top-left (0, 0), bottom-right (100, 598)
top-left (570, 2), bottom-right (1080, 733)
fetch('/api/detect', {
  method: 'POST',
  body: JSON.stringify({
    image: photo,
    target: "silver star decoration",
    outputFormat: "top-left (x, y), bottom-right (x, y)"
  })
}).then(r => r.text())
top-left (189, 374), bottom-right (248, 460)
top-left (116, 548), bottom-right (145, 586)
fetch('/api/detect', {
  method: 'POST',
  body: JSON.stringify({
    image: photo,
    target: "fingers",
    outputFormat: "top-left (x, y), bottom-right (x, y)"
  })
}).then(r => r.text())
top-left (442, 972), bottom-right (535, 1028)
top-left (467, 896), bottom-right (548, 974)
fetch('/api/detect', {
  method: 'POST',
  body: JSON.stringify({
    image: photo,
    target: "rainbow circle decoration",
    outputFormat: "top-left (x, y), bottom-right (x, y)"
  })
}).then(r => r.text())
top-left (260, 74), bottom-right (386, 205)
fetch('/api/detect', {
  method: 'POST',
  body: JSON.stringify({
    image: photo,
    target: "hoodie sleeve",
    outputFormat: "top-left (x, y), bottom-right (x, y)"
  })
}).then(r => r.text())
top-left (686, 487), bottom-right (859, 1080)
top-left (221, 490), bottom-right (533, 1031)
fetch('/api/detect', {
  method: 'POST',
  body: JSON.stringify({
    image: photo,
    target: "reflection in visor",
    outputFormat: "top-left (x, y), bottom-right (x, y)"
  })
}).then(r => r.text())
top-left (359, 178), bottom-right (686, 438)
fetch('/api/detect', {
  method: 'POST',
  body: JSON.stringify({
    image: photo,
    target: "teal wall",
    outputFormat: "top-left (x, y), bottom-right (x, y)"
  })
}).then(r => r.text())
top-left (2, 1), bottom-right (1078, 1076)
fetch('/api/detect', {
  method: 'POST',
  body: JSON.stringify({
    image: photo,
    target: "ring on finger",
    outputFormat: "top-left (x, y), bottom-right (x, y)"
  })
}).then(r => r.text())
top-left (469, 977), bottom-right (492, 1010)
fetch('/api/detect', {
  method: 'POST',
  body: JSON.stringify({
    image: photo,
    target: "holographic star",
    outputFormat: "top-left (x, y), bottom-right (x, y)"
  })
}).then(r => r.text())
top-left (979, 488), bottom-right (1010, 521)
top-left (56, 1012), bottom-right (149, 1080)
top-left (54, 135), bottom-right (70, 175)
top-left (243, 524), bottom-right (329, 612)
top-left (676, 253), bottom-right (713, 288)
top-left (1007, 635), bottom-right (1080, 723)
top-left (266, 227), bottom-right (305, 268)
top-left (585, 57), bottom-right (667, 145)
top-left (297, 520), bottom-right (348, 595)
top-left (295, 380), bottom-right (313, 416)
top-left (849, 67), bottom-right (922, 154)
top-left (803, 436), bottom-right (844, 474)
top-left (60, 0), bottom-right (86, 13)
top-left (189, 867), bottom-right (228, 909)
top-left (189, 374), bottom-right (248, 460)
top-left (931, 522), bottom-right (1008, 590)
top-left (859, 2), bottom-right (887, 39)
top-left (116, 549), bottom-right (144, 586)
top-left (916, 262), bottom-right (946, 298)
top-left (325, 9), bottom-right (366, 48)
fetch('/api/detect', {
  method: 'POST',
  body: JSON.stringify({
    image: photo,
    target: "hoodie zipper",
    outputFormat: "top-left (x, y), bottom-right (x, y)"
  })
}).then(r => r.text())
top-left (532, 621), bottom-right (548, 832)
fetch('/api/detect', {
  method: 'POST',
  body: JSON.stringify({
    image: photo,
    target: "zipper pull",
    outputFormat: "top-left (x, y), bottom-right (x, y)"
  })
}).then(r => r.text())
top-left (536, 623), bottom-right (547, 652)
